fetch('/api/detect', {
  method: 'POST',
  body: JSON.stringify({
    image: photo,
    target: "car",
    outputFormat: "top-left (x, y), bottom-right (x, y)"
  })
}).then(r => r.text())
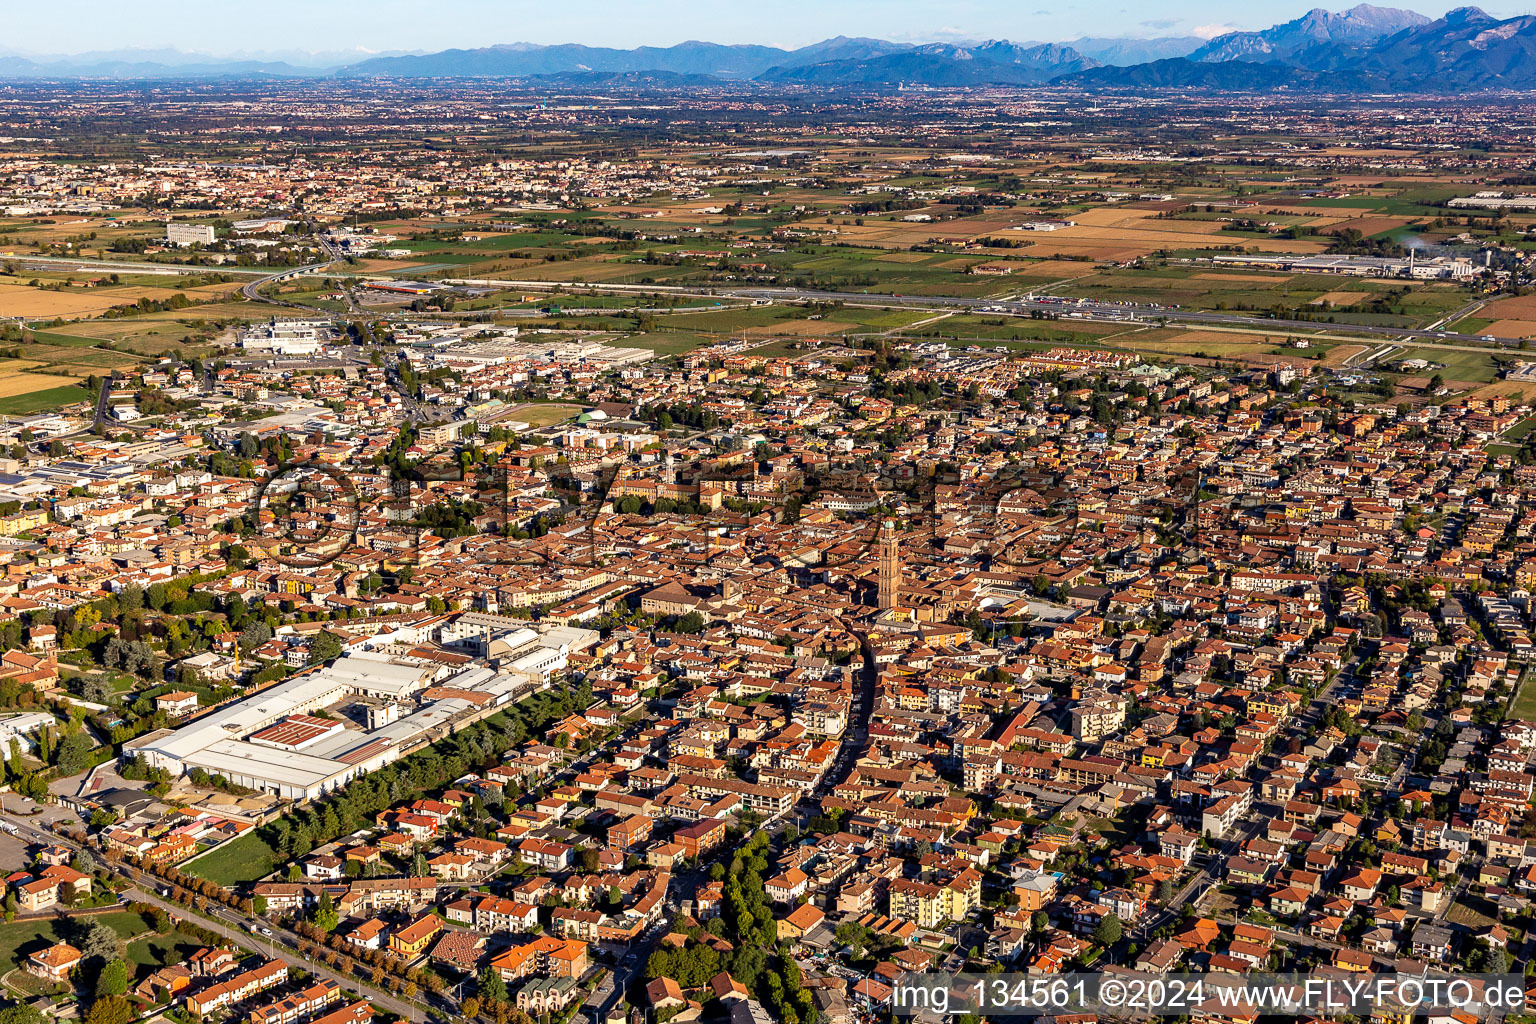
top-left (260, 928), bottom-right (273, 936)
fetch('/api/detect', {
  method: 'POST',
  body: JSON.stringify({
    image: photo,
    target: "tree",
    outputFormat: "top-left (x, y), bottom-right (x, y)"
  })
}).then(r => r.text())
top-left (96, 959), bottom-right (129, 998)
top-left (54, 729), bottom-right (95, 775)
top-left (308, 631), bottom-right (343, 665)
top-left (461, 998), bottom-right (481, 1019)
top-left (241, 621), bottom-right (273, 651)
top-left (1093, 914), bottom-right (1123, 948)
top-left (0, 1006), bottom-right (46, 1024)
top-left (313, 889), bottom-right (338, 933)
top-left (477, 966), bottom-right (507, 1004)
top-left (252, 895), bottom-right (267, 915)
top-left (80, 920), bottom-right (123, 963)
top-left (84, 996), bottom-right (134, 1024)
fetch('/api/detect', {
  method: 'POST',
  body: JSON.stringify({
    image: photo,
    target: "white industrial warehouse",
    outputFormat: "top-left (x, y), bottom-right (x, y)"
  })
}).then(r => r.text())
top-left (123, 618), bottom-right (597, 801)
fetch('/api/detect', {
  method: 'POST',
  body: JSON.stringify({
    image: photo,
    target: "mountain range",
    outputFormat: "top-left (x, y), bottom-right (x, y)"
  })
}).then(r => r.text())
top-left (9, 7), bottom-right (1536, 92)
top-left (1069, 6), bottom-right (1536, 90)
top-left (756, 41), bottom-right (1102, 86)
top-left (339, 37), bottom-right (911, 80)
top-left (1187, 3), bottom-right (1430, 62)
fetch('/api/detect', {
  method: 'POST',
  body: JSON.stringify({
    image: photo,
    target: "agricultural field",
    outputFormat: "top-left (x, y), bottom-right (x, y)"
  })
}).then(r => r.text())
top-left (0, 384), bottom-right (94, 415)
top-left (1478, 294), bottom-right (1536, 340)
top-left (608, 333), bottom-right (710, 355)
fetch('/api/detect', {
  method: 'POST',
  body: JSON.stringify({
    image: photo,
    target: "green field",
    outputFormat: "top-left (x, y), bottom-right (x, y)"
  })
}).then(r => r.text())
top-left (611, 333), bottom-right (708, 355)
top-left (27, 331), bottom-right (100, 347)
top-left (1393, 346), bottom-right (1510, 383)
top-left (1510, 668), bottom-right (1536, 721)
top-left (652, 306), bottom-right (806, 332)
top-left (0, 384), bottom-right (93, 415)
top-left (1447, 317), bottom-right (1495, 337)
top-left (184, 831), bottom-right (282, 887)
top-left (1297, 189), bottom-right (1464, 218)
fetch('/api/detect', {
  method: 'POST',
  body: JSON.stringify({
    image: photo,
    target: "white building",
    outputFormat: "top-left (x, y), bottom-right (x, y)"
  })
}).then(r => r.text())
top-left (240, 318), bottom-right (331, 356)
top-left (121, 649), bottom-right (535, 802)
top-left (0, 712), bottom-right (54, 759)
top-left (166, 223), bottom-right (215, 247)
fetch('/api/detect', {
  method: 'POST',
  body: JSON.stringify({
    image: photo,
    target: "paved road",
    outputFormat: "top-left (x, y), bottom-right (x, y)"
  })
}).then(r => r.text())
top-left (125, 886), bottom-right (443, 1022)
top-left (0, 253), bottom-right (270, 276)
top-left (0, 810), bottom-right (447, 1023)
top-left (240, 253), bottom-right (342, 305)
top-left (91, 371), bottom-right (115, 430)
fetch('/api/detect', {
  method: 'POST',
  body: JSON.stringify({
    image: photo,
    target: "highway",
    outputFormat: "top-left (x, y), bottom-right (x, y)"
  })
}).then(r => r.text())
top-left (0, 253), bottom-right (271, 276)
top-left (240, 249), bottom-right (344, 306)
top-left (429, 276), bottom-right (1529, 350)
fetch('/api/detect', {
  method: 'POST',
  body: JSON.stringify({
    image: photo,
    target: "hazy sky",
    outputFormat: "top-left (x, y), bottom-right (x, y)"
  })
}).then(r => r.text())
top-left (3, 0), bottom-right (1510, 58)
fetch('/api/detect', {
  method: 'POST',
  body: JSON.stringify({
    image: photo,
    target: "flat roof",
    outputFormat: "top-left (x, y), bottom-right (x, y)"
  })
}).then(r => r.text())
top-left (249, 715), bottom-right (343, 750)
top-left (188, 738), bottom-right (354, 790)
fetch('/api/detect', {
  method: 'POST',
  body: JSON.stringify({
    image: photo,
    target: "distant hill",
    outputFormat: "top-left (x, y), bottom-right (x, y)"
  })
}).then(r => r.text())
top-left (14, 7), bottom-right (1536, 92)
top-left (758, 41), bottom-right (1100, 86)
top-left (1055, 56), bottom-right (1379, 90)
top-left (1068, 36), bottom-right (1203, 65)
top-left (337, 37), bottom-right (907, 80)
top-left (0, 54), bottom-right (328, 77)
top-left (522, 70), bottom-right (734, 88)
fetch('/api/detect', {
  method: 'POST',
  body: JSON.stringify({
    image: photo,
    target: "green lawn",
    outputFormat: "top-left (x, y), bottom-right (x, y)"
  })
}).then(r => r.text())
top-left (0, 911), bottom-right (152, 974)
top-left (184, 832), bottom-right (282, 887)
top-left (126, 926), bottom-right (213, 968)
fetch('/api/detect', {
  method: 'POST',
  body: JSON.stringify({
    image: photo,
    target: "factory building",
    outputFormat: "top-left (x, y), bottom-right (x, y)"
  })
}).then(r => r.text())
top-left (123, 649), bottom-right (521, 801)
top-left (1210, 252), bottom-right (1476, 280)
